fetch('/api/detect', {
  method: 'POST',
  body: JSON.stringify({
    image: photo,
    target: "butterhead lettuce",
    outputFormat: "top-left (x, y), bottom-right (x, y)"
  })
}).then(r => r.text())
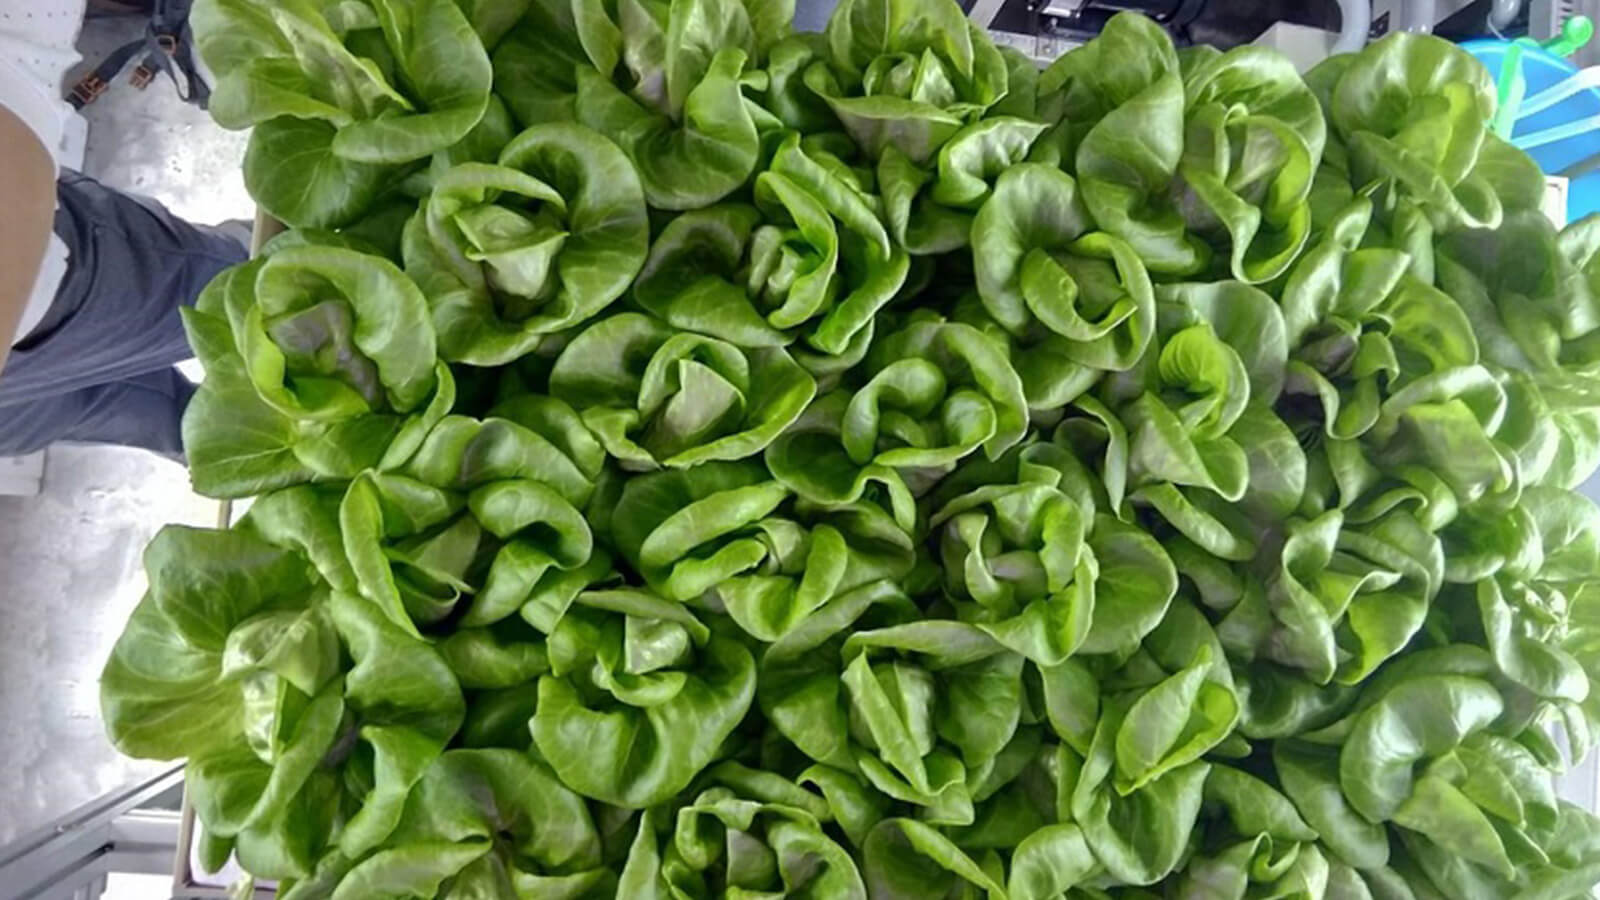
top-left (102, 4), bottom-right (1600, 898)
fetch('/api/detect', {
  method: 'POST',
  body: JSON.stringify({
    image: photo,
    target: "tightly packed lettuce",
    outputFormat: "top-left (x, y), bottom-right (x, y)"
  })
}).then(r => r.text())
top-left (1095, 279), bottom-right (1304, 562)
top-left (878, 115), bottom-right (1047, 254)
top-left (549, 313), bottom-right (817, 469)
top-left (759, 593), bottom-right (1027, 826)
top-left (532, 587), bottom-right (757, 807)
top-left (967, 163), bottom-right (1157, 410)
top-left (180, 245), bottom-right (453, 498)
top-left (617, 762), bottom-right (870, 898)
top-left (104, 3), bottom-right (1600, 898)
top-left (924, 442), bottom-right (1177, 665)
top-left (319, 748), bottom-right (614, 899)
top-left (633, 135), bottom-right (910, 371)
top-left (192, 0), bottom-right (495, 227)
top-left (338, 470), bottom-right (599, 636)
top-left (404, 123), bottom-right (651, 366)
top-left (103, 528), bottom-right (468, 886)
top-left (808, 0), bottom-right (1009, 165)
top-left (612, 461), bottom-right (918, 640)
top-left (1033, 13), bottom-right (1325, 282)
top-left (571, 0), bottom-right (788, 209)
top-left (764, 316), bottom-right (1030, 497)
top-left (1315, 32), bottom-right (1540, 234)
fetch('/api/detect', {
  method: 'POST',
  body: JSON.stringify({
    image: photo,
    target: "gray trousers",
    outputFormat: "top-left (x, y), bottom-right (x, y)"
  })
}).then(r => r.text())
top-left (0, 172), bottom-right (248, 457)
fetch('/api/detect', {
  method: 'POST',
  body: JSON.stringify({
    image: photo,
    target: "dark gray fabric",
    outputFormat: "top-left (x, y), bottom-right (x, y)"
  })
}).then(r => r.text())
top-left (794, 0), bottom-right (837, 31)
top-left (0, 171), bottom-right (247, 456)
top-left (0, 369), bottom-right (194, 458)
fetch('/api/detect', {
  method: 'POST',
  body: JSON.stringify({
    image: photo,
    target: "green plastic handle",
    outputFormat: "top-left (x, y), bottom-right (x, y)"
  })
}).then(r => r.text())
top-left (1521, 15), bottom-right (1595, 58)
top-left (1497, 17), bottom-right (1595, 136)
top-left (1493, 42), bottom-right (1527, 139)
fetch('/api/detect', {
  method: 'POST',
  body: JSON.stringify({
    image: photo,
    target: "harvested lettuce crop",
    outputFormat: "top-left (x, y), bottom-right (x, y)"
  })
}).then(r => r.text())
top-left (106, 1), bottom-right (1600, 897)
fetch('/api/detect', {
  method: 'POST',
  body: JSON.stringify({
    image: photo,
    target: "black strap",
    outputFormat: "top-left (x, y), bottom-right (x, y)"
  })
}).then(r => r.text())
top-left (67, 0), bottom-right (209, 110)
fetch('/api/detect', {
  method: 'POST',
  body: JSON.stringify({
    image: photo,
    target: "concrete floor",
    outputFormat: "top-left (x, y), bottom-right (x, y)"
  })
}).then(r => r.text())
top-left (0, 13), bottom-right (249, 848)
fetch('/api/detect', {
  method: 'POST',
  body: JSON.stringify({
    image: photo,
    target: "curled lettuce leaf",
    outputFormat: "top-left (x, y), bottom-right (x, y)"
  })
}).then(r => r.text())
top-left (1107, 281), bottom-right (1292, 559)
top-left (926, 442), bottom-right (1098, 666)
top-left (1175, 44), bottom-right (1326, 282)
top-left (612, 461), bottom-right (917, 640)
top-left (340, 470), bottom-right (600, 636)
top-left (490, 0), bottom-right (590, 127)
top-left (766, 317), bottom-right (1028, 494)
top-left (401, 394), bottom-right (605, 505)
top-left (880, 116), bottom-right (1047, 254)
top-left (633, 134), bottom-right (909, 364)
top-left (1436, 213), bottom-right (1600, 482)
top-left (805, 0), bottom-right (1008, 165)
top-left (101, 526), bottom-right (334, 762)
top-left (759, 33), bottom-right (837, 133)
top-left (195, 0), bottom-right (493, 224)
top-left (1176, 764), bottom-right (1325, 898)
top-left (532, 588), bottom-right (757, 807)
top-left (105, 529), bottom-right (467, 882)
top-left (1063, 718), bottom-right (1211, 885)
top-left (1339, 674), bottom-right (1505, 825)
top-left (862, 818), bottom-right (1008, 898)
top-left (1118, 328), bottom-right (1250, 513)
top-left (759, 584), bottom-right (1017, 825)
top-left (907, 784), bottom-right (1112, 898)
top-left (970, 163), bottom-right (1157, 409)
top-left (182, 249), bottom-right (452, 498)
top-left (572, 0), bottom-right (777, 208)
top-left (1219, 508), bottom-right (1438, 686)
top-left (1277, 198), bottom-right (1469, 444)
top-left (405, 123), bottom-right (649, 366)
top-left (1429, 489), bottom-right (1600, 743)
top-left (337, 472), bottom-right (481, 634)
top-left (549, 312), bottom-right (817, 469)
top-left (236, 485), bottom-right (360, 595)
top-left (617, 763), bottom-right (868, 898)
top-left (234, 247), bottom-right (436, 415)
top-left (336, 748), bottom-right (611, 898)
top-left (927, 442), bottom-right (1178, 664)
top-left (1038, 13), bottom-right (1201, 276)
top-left (1358, 364), bottom-right (1514, 507)
top-left (1318, 32), bottom-right (1503, 231)
top-left (835, 622), bottom-right (1023, 825)
top-left (317, 590), bottom-right (466, 859)
top-left (240, 117), bottom-right (400, 230)
top-left (1039, 13), bottom-right (1324, 283)
top-left (1107, 641), bottom-right (1240, 796)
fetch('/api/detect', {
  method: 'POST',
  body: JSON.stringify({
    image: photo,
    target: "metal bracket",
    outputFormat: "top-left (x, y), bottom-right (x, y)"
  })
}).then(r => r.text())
top-left (0, 766), bottom-right (183, 900)
top-left (969, 0), bottom-right (1010, 27)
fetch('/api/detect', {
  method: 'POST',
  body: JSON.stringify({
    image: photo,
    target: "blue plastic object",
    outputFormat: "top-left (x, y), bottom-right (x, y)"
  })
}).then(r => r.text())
top-left (1464, 39), bottom-right (1600, 221)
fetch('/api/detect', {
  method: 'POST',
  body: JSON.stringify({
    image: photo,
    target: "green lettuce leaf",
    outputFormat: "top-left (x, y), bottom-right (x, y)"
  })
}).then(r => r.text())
top-left (634, 134), bottom-right (909, 363)
top-left (532, 588), bottom-right (757, 807)
top-left (806, 0), bottom-right (1008, 164)
top-left (549, 312), bottom-right (817, 469)
top-left (405, 123), bottom-right (649, 365)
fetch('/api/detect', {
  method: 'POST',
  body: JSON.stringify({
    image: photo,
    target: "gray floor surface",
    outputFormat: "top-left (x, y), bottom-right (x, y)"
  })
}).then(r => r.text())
top-left (0, 13), bottom-right (249, 847)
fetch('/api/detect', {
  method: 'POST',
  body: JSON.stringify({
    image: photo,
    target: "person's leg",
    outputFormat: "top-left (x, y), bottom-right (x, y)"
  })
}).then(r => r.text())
top-left (0, 171), bottom-right (247, 451)
top-left (0, 369), bottom-right (193, 458)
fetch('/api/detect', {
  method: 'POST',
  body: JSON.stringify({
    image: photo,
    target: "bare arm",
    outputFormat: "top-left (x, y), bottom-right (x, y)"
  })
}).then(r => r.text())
top-left (0, 104), bottom-right (58, 373)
